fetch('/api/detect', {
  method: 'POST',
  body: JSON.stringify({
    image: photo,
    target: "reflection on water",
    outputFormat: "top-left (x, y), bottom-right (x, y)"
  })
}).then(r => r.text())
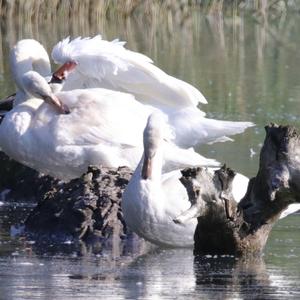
top-left (1, 201), bottom-right (300, 299)
top-left (1, 6), bottom-right (300, 299)
top-left (194, 256), bottom-right (273, 299)
top-left (1, 227), bottom-right (300, 299)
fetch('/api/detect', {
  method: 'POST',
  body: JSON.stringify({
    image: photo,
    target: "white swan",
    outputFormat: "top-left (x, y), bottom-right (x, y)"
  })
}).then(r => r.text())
top-left (122, 113), bottom-right (300, 248)
top-left (10, 39), bottom-right (51, 106)
top-left (51, 35), bottom-right (254, 147)
top-left (0, 66), bottom-right (220, 180)
top-left (122, 113), bottom-right (198, 247)
top-left (2, 38), bottom-right (256, 180)
top-left (3, 38), bottom-right (254, 151)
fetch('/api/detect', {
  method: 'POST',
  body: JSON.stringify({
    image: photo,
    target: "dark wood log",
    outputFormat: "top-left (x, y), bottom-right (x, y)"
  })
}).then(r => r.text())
top-left (176, 124), bottom-right (300, 256)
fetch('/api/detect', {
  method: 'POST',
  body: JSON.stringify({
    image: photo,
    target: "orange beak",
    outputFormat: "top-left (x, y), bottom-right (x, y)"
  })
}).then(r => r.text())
top-left (43, 95), bottom-right (70, 114)
top-left (50, 61), bottom-right (78, 83)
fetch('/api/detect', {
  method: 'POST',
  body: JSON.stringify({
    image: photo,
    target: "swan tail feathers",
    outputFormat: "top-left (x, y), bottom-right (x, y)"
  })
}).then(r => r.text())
top-left (169, 108), bottom-right (254, 147)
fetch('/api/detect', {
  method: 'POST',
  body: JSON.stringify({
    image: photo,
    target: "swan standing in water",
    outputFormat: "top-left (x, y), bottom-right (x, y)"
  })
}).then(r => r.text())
top-left (51, 35), bottom-right (254, 147)
top-left (122, 114), bottom-right (300, 248)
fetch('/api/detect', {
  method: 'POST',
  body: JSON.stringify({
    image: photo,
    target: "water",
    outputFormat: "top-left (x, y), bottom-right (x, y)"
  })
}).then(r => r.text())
top-left (1, 7), bottom-right (300, 299)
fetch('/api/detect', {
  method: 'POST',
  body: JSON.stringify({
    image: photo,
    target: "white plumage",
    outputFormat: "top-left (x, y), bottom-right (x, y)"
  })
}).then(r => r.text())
top-left (0, 76), bottom-right (219, 180)
top-left (0, 39), bottom-right (220, 180)
top-left (51, 35), bottom-right (254, 147)
top-left (122, 113), bottom-right (198, 247)
top-left (52, 35), bottom-right (207, 109)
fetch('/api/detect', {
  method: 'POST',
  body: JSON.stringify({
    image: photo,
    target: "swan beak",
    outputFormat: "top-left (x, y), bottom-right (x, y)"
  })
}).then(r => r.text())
top-left (44, 95), bottom-right (70, 114)
top-left (50, 61), bottom-right (77, 83)
top-left (142, 154), bottom-right (152, 180)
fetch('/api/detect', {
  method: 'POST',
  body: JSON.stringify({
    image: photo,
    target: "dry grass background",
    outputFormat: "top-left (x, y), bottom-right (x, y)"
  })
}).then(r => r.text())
top-left (0, 0), bottom-right (297, 21)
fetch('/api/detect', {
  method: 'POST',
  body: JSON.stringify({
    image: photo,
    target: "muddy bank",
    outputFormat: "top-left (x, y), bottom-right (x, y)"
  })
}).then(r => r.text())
top-left (0, 151), bottom-right (133, 242)
top-left (25, 166), bottom-right (133, 241)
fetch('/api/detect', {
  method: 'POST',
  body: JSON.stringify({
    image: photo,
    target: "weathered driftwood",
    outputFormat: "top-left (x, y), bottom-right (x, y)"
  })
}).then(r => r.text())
top-left (25, 166), bottom-right (133, 242)
top-left (176, 124), bottom-right (300, 256)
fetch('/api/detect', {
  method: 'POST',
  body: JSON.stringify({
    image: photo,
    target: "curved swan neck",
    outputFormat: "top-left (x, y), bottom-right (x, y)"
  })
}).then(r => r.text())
top-left (141, 113), bottom-right (168, 180)
top-left (10, 39), bottom-right (51, 105)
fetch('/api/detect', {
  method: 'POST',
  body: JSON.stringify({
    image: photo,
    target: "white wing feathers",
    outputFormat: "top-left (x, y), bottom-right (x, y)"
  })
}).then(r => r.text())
top-left (51, 35), bottom-right (207, 109)
top-left (51, 89), bottom-right (151, 149)
top-left (163, 142), bottom-right (220, 172)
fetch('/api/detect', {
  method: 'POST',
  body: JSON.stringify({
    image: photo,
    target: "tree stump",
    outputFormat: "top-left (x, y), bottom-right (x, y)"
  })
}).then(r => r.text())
top-left (25, 166), bottom-right (133, 242)
top-left (175, 124), bottom-right (300, 256)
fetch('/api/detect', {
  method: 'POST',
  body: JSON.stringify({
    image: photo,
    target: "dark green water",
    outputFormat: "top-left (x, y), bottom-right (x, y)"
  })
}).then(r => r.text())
top-left (0, 9), bottom-right (300, 299)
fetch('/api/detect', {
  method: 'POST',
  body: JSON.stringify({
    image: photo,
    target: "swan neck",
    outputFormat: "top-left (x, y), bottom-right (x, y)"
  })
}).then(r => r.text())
top-left (10, 40), bottom-right (51, 105)
top-left (141, 148), bottom-right (163, 181)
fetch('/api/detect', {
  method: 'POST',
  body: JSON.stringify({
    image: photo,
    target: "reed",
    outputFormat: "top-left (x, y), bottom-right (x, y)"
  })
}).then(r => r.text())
top-left (0, 0), bottom-right (298, 21)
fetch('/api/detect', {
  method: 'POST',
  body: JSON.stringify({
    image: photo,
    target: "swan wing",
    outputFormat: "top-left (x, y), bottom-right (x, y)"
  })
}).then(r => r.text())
top-left (168, 107), bottom-right (254, 147)
top-left (49, 88), bottom-right (151, 148)
top-left (162, 141), bottom-right (220, 172)
top-left (51, 36), bottom-right (207, 109)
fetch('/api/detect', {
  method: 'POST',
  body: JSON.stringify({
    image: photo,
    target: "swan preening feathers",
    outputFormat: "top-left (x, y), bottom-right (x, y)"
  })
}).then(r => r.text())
top-left (51, 35), bottom-right (208, 109)
top-left (121, 113), bottom-right (208, 247)
top-left (1, 36), bottom-right (296, 247)
top-left (0, 36), bottom-right (253, 180)
top-left (51, 35), bottom-right (254, 147)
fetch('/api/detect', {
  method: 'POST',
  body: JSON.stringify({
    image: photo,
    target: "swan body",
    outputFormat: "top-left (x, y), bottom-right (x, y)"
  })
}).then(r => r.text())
top-left (122, 114), bottom-right (249, 247)
top-left (0, 88), bottom-right (144, 179)
top-left (1, 61), bottom-right (219, 180)
top-left (1, 38), bottom-right (247, 181)
top-left (4, 38), bottom-right (254, 151)
top-left (122, 113), bottom-right (199, 247)
top-left (51, 35), bottom-right (254, 146)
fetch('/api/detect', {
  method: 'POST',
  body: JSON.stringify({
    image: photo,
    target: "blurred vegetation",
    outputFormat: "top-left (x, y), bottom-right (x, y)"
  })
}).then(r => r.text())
top-left (0, 0), bottom-right (299, 22)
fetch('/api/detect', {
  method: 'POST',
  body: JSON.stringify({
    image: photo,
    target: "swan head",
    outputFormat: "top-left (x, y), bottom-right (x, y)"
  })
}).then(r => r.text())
top-left (50, 61), bottom-right (77, 84)
top-left (142, 112), bottom-right (170, 179)
top-left (22, 71), bottom-right (69, 114)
